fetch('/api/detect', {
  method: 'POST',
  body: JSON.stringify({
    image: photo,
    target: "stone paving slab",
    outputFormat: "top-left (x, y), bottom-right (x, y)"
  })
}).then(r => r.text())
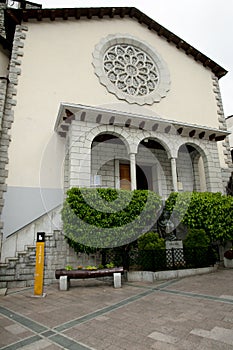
top-left (0, 268), bottom-right (233, 349)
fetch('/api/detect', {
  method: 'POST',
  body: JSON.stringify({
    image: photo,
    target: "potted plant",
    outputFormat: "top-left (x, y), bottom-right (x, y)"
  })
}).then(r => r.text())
top-left (224, 248), bottom-right (233, 268)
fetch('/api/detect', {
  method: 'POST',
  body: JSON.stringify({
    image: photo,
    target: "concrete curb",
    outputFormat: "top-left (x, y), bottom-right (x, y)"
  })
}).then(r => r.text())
top-left (126, 265), bottom-right (218, 283)
top-left (0, 288), bottom-right (7, 296)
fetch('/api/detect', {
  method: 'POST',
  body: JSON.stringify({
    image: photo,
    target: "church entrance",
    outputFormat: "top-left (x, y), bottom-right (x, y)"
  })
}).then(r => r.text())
top-left (119, 163), bottom-right (152, 190)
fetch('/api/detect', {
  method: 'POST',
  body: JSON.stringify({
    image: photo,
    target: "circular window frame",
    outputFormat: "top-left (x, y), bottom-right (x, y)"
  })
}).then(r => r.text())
top-left (92, 34), bottom-right (170, 105)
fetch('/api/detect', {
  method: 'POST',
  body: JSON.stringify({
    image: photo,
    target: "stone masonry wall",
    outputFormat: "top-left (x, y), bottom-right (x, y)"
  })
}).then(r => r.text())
top-left (0, 230), bottom-right (101, 289)
top-left (0, 3), bottom-right (6, 38)
top-left (212, 74), bottom-right (233, 191)
top-left (69, 119), bottom-right (224, 194)
top-left (0, 24), bottom-right (27, 259)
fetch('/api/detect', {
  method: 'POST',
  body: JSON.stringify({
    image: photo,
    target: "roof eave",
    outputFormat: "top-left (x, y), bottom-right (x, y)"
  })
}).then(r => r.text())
top-left (5, 6), bottom-right (227, 79)
top-left (55, 103), bottom-right (230, 142)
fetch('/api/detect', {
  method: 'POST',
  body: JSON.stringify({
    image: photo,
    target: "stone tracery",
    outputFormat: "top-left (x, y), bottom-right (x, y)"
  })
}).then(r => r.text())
top-left (103, 44), bottom-right (159, 97)
top-left (92, 34), bottom-right (171, 105)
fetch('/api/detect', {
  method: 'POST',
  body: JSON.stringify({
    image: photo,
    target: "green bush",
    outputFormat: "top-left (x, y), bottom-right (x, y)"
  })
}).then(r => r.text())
top-left (62, 188), bottom-right (162, 253)
top-left (183, 228), bottom-right (213, 268)
top-left (165, 192), bottom-right (233, 245)
top-left (183, 228), bottom-right (210, 247)
top-left (137, 232), bottom-right (166, 271)
top-left (138, 232), bottom-right (165, 250)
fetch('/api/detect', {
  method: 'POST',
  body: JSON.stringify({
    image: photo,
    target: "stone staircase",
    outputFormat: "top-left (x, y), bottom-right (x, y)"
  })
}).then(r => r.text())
top-left (0, 205), bottom-right (102, 290)
top-left (0, 230), bottom-right (75, 289)
top-left (0, 244), bottom-right (36, 288)
top-left (0, 206), bottom-right (64, 289)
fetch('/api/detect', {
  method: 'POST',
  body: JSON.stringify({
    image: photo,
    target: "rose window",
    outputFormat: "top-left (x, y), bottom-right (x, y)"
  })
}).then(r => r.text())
top-left (93, 34), bottom-right (170, 105)
top-left (104, 45), bottom-right (159, 97)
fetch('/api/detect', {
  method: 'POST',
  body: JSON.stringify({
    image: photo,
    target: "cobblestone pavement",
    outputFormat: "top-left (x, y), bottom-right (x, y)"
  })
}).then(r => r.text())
top-left (0, 268), bottom-right (233, 350)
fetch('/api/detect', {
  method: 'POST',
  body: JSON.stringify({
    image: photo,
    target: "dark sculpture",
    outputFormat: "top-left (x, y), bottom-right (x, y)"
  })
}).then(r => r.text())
top-left (158, 210), bottom-right (176, 241)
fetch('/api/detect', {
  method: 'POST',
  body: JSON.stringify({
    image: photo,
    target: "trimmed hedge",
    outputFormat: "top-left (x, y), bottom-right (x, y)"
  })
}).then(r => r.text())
top-left (62, 188), bottom-right (162, 253)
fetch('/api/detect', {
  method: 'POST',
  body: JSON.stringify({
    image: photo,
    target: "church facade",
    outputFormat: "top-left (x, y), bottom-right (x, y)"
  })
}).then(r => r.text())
top-left (0, 2), bottom-right (232, 267)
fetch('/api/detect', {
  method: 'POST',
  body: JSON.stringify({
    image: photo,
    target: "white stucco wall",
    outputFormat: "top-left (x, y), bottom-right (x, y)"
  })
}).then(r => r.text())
top-left (6, 17), bottom-right (220, 188)
top-left (3, 16), bottom-right (225, 237)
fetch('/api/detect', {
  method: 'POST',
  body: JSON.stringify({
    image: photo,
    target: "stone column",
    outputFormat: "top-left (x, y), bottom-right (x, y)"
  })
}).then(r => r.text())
top-left (114, 159), bottom-right (120, 189)
top-left (130, 153), bottom-right (137, 191)
top-left (170, 157), bottom-right (178, 192)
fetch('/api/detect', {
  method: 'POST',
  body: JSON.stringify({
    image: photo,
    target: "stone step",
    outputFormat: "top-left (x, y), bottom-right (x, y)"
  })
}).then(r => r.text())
top-left (25, 245), bottom-right (36, 250)
top-left (6, 257), bottom-right (19, 263)
top-left (17, 251), bottom-right (27, 255)
top-left (45, 233), bottom-right (53, 238)
top-left (0, 263), bottom-right (8, 267)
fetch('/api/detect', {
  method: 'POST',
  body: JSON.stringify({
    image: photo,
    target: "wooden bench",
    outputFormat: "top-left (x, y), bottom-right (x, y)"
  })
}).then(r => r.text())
top-left (55, 267), bottom-right (124, 290)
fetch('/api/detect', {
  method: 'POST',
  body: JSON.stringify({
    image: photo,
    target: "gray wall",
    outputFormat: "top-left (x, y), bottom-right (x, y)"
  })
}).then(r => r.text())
top-left (2, 186), bottom-right (63, 237)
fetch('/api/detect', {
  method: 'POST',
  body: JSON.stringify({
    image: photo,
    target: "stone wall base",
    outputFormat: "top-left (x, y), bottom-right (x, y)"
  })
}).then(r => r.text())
top-left (126, 265), bottom-right (218, 283)
top-left (0, 230), bottom-right (101, 289)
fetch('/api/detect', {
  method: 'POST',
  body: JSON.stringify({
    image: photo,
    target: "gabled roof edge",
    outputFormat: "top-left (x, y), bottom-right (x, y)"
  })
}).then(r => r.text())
top-left (5, 6), bottom-right (227, 79)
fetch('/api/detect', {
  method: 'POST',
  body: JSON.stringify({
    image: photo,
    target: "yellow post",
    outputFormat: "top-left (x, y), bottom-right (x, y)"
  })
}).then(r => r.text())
top-left (34, 232), bottom-right (45, 296)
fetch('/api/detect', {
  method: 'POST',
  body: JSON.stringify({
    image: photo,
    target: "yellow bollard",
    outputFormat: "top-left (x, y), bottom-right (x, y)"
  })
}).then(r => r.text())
top-left (34, 232), bottom-right (45, 296)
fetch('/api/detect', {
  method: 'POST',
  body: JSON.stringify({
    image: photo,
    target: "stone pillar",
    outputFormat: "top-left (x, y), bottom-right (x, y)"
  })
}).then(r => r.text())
top-left (130, 153), bottom-right (137, 190)
top-left (69, 123), bottom-right (91, 188)
top-left (114, 159), bottom-right (120, 189)
top-left (170, 157), bottom-right (178, 192)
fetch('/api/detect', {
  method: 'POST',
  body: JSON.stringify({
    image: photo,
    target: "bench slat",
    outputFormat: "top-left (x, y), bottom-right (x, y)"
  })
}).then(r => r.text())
top-left (55, 267), bottom-right (124, 280)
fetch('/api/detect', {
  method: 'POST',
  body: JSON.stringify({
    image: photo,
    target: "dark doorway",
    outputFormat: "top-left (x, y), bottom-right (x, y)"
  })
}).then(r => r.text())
top-left (136, 165), bottom-right (152, 190)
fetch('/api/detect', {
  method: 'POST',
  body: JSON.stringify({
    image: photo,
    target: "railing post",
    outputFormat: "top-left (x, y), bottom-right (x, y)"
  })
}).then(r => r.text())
top-left (101, 250), bottom-right (106, 266)
top-left (122, 249), bottom-right (130, 270)
top-left (172, 248), bottom-right (175, 268)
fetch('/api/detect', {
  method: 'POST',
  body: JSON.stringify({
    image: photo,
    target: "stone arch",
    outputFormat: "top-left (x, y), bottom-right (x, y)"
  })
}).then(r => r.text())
top-left (84, 124), bottom-right (131, 154)
top-left (177, 140), bottom-right (219, 192)
top-left (134, 135), bottom-right (173, 197)
top-left (89, 126), bottom-right (133, 189)
top-left (135, 133), bottom-right (173, 159)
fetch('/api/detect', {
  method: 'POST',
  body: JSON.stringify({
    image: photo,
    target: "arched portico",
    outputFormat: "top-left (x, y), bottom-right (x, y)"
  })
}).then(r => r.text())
top-left (91, 132), bottom-right (129, 189)
top-left (177, 141), bottom-right (222, 192)
top-left (90, 131), bottom-right (173, 195)
top-left (136, 138), bottom-right (172, 196)
top-left (58, 104), bottom-right (226, 194)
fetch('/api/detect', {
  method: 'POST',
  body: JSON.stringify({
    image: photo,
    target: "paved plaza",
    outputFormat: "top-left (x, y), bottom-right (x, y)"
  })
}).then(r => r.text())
top-left (0, 268), bottom-right (233, 350)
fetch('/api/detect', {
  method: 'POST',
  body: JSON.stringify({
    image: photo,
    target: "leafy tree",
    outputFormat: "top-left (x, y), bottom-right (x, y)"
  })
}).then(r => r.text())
top-left (165, 192), bottom-right (233, 245)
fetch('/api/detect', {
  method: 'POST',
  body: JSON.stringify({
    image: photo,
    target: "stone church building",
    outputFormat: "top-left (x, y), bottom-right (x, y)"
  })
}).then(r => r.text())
top-left (0, 1), bottom-right (232, 287)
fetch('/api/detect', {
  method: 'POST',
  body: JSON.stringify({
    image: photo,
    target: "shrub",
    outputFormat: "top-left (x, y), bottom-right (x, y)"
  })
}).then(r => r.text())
top-left (183, 228), bottom-right (213, 268)
top-left (183, 228), bottom-right (210, 248)
top-left (138, 232), bottom-right (165, 250)
top-left (165, 192), bottom-right (233, 245)
top-left (62, 188), bottom-right (162, 253)
top-left (137, 232), bottom-right (166, 271)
